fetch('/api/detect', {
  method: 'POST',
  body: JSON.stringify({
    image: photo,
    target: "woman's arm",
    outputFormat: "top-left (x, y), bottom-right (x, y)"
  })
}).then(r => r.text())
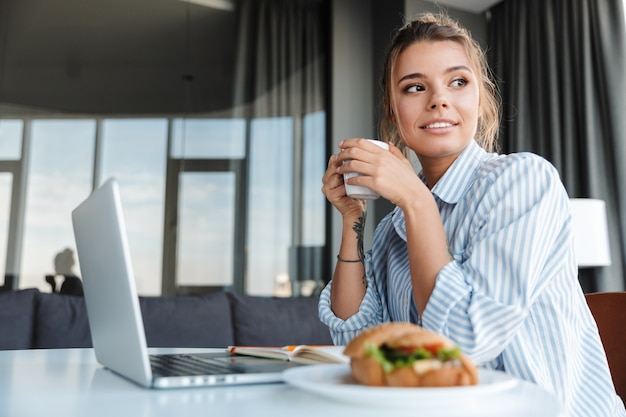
top-left (330, 208), bottom-right (368, 319)
top-left (401, 193), bottom-right (452, 315)
top-left (321, 140), bottom-right (383, 319)
top-left (422, 154), bottom-right (572, 363)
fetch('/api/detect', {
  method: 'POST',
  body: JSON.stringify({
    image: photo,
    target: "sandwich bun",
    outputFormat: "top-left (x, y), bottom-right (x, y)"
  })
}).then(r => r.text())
top-left (343, 322), bottom-right (478, 387)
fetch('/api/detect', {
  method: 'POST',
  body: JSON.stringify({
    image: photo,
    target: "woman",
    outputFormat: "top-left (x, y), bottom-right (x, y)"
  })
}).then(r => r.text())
top-left (319, 13), bottom-right (624, 417)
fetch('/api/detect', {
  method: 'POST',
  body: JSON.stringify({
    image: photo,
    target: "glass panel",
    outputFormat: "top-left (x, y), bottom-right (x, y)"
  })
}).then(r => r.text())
top-left (171, 118), bottom-right (246, 159)
top-left (176, 172), bottom-right (235, 287)
top-left (246, 117), bottom-right (293, 295)
top-left (302, 111), bottom-right (326, 245)
top-left (292, 111), bottom-right (327, 296)
top-left (0, 174), bottom-right (12, 279)
top-left (21, 120), bottom-right (96, 291)
top-left (0, 120), bottom-right (23, 160)
top-left (100, 119), bottom-right (168, 295)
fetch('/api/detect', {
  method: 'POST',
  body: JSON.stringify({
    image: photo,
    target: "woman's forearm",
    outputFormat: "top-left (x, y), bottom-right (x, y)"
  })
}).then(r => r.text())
top-left (402, 196), bottom-right (451, 315)
top-left (330, 212), bottom-right (368, 320)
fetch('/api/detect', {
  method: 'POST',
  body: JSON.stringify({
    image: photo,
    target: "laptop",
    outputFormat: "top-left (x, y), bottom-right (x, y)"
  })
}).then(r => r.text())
top-left (71, 177), bottom-right (300, 389)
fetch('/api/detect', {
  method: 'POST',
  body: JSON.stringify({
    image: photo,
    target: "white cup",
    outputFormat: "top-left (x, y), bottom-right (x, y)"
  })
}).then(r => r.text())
top-left (343, 139), bottom-right (389, 200)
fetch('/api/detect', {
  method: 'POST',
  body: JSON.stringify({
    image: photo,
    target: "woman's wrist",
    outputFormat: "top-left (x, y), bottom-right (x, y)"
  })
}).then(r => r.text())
top-left (336, 254), bottom-right (362, 263)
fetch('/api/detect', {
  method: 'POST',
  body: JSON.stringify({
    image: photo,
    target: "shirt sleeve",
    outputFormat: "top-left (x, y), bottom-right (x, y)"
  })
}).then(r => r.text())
top-left (421, 153), bottom-right (572, 364)
top-left (318, 251), bottom-right (386, 345)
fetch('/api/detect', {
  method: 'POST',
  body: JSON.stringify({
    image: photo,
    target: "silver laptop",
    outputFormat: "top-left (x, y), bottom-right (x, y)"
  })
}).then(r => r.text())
top-left (72, 177), bottom-right (299, 389)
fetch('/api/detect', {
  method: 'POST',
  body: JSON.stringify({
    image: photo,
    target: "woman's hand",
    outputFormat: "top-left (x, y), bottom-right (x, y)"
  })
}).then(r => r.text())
top-left (321, 139), bottom-right (368, 219)
top-left (333, 138), bottom-right (426, 209)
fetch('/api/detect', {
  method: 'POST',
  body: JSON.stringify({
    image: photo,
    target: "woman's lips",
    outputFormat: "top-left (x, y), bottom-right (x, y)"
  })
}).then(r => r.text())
top-left (421, 121), bottom-right (457, 133)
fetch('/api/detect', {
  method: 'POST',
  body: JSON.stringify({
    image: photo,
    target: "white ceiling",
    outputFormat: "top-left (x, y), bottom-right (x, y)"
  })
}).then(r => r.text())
top-left (432, 0), bottom-right (503, 13)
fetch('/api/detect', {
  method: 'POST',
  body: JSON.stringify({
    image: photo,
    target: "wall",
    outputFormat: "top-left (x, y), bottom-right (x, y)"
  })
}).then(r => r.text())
top-left (405, 1), bottom-right (488, 47)
top-left (329, 0), bottom-right (376, 268)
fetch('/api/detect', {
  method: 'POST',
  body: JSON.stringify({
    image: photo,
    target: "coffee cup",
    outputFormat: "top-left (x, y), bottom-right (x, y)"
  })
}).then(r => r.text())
top-left (343, 139), bottom-right (389, 200)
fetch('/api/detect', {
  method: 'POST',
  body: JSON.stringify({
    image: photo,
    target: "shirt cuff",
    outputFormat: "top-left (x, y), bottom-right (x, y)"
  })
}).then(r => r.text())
top-left (318, 279), bottom-right (382, 345)
top-left (421, 260), bottom-right (471, 333)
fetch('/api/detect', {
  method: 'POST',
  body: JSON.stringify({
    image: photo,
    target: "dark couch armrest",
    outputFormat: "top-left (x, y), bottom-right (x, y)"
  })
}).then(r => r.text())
top-left (33, 292), bottom-right (91, 348)
top-left (0, 288), bottom-right (40, 349)
top-left (140, 292), bottom-right (234, 348)
top-left (33, 291), bottom-right (236, 349)
top-left (228, 293), bottom-right (332, 346)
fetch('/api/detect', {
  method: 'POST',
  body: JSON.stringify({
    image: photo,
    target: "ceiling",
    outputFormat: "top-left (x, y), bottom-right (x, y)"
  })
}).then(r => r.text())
top-left (0, 0), bottom-right (504, 116)
top-left (0, 0), bottom-right (239, 115)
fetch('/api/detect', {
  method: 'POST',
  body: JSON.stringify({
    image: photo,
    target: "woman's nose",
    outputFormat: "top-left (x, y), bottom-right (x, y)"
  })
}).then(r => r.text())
top-left (428, 90), bottom-right (449, 109)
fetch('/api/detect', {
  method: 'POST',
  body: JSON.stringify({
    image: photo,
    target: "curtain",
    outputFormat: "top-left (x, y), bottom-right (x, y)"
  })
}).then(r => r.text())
top-left (232, 0), bottom-right (327, 295)
top-left (233, 0), bottom-right (326, 118)
top-left (487, 0), bottom-right (626, 292)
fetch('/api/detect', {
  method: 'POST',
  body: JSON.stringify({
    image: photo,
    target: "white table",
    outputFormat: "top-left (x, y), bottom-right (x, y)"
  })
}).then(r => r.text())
top-left (0, 348), bottom-right (566, 417)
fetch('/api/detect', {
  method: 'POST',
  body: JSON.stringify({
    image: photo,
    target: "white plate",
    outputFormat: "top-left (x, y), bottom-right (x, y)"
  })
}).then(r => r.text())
top-left (283, 364), bottom-right (518, 408)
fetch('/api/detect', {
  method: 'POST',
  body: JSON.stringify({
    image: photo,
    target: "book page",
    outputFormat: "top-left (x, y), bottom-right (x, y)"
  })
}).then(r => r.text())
top-left (290, 345), bottom-right (349, 364)
top-left (228, 345), bottom-right (348, 364)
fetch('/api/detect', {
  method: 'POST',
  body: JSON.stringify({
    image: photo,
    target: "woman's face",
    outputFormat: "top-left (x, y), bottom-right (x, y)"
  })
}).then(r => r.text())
top-left (392, 40), bottom-right (480, 162)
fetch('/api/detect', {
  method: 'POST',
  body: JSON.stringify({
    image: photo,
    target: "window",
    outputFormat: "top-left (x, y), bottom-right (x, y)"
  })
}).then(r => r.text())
top-left (247, 117), bottom-right (294, 295)
top-left (0, 174), bottom-right (11, 281)
top-left (20, 120), bottom-right (95, 289)
top-left (99, 119), bottom-right (168, 294)
top-left (0, 121), bottom-right (22, 160)
top-left (0, 0), bottom-right (327, 296)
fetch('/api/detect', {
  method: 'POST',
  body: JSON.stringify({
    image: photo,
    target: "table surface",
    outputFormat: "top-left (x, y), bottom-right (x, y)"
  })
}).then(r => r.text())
top-left (0, 348), bottom-right (566, 417)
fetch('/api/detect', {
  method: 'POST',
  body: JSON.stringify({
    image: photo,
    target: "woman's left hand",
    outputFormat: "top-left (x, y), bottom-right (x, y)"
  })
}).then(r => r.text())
top-left (336, 139), bottom-right (427, 207)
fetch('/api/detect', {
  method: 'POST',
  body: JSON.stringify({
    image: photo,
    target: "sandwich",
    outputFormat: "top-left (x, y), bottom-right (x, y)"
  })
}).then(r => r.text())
top-left (343, 322), bottom-right (479, 387)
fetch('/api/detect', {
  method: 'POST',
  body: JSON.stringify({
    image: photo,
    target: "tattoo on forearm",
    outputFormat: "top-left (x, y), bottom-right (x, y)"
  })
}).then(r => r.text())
top-left (352, 209), bottom-right (367, 289)
top-left (352, 212), bottom-right (366, 263)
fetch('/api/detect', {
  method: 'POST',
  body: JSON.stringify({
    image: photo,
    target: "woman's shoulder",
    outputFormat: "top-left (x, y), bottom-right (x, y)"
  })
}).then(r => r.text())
top-left (469, 151), bottom-right (566, 204)
top-left (478, 151), bottom-right (560, 182)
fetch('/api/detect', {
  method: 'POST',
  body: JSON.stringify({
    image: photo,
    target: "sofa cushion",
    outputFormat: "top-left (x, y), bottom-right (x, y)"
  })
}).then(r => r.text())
top-left (228, 294), bottom-right (332, 346)
top-left (33, 292), bottom-right (92, 348)
top-left (140, 292), bottom-right (234, 348)
top-left (0, 288), bottom-right (40, 349)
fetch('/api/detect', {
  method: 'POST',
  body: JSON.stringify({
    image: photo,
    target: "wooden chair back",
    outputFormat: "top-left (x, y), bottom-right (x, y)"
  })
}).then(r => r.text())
top-left (585, 291), bottom-right (626, 403)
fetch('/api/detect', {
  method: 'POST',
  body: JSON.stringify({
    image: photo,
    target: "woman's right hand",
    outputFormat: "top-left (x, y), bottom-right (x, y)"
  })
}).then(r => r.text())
top-left (321, 147), bottom-right (365, 219)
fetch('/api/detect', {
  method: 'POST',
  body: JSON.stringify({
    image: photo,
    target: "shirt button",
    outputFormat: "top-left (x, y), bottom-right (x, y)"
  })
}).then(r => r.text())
top-left (404, 297), bottom-right (409, 304)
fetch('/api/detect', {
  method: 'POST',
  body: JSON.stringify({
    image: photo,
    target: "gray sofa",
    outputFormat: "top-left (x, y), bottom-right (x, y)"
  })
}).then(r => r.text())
top-left (0, 288), bottom-right (332, 350)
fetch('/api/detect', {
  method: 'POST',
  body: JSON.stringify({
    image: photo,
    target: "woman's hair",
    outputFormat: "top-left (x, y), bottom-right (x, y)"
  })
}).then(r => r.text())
top-left (379, 12), bottom-right (501, 153)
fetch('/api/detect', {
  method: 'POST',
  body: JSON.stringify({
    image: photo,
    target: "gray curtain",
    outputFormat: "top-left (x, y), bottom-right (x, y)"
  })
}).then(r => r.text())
top-left (232, 0), bottom-right (326, 118)
top-left (231, 0), bottom-right (327, 294)
top-left (487, 0), bottom-right (626, 293)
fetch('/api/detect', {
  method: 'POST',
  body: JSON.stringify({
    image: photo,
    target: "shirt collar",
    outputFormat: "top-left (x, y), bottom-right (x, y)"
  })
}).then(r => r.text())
top-left (429, 140), bottom-right (490, 204)
top-left (391, 140), bottom-right (492, 239)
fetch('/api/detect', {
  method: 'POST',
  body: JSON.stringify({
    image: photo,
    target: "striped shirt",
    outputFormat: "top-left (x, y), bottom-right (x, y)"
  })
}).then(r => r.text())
top-left (319, 140), bottom-right (625, 417)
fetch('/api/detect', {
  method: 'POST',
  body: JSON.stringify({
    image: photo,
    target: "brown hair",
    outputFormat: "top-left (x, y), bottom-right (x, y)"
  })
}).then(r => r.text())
top-left (379, 13), bottom-right (501, 153)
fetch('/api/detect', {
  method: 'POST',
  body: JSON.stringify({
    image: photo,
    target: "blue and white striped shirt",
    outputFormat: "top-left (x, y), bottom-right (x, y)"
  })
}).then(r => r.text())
top-left (319, 140), bottom-right (625, 417)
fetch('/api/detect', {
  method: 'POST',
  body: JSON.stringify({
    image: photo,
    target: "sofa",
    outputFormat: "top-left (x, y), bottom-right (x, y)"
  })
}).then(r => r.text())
top-left (0, 288), bottom-right (333, 350)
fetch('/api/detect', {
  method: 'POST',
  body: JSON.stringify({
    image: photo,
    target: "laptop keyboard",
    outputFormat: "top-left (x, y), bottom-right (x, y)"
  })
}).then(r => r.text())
top-left (150, 354), bottom-right (244, 377)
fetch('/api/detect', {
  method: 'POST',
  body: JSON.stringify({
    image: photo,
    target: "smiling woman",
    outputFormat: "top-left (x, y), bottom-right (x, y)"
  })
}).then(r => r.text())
top-left (319, 12), bottom-right (625, 417)
top-left (391, 40), bottom-right (480, 180)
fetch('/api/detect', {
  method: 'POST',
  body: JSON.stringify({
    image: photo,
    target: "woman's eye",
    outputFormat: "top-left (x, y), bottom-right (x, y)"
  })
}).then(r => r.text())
top-left (451, 78), bottom-right (467, 87)
top-left (404, 84), bottom-right (424, 93)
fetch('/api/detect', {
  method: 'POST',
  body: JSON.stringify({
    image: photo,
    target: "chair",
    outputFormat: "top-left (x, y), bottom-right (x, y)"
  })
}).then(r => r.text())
top-left (585, 292), bottom-right (626, 402)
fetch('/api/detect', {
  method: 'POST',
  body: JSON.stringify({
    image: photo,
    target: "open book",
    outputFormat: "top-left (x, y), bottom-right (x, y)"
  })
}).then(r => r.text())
top-left (228, 345), bottom-right (349, 365)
